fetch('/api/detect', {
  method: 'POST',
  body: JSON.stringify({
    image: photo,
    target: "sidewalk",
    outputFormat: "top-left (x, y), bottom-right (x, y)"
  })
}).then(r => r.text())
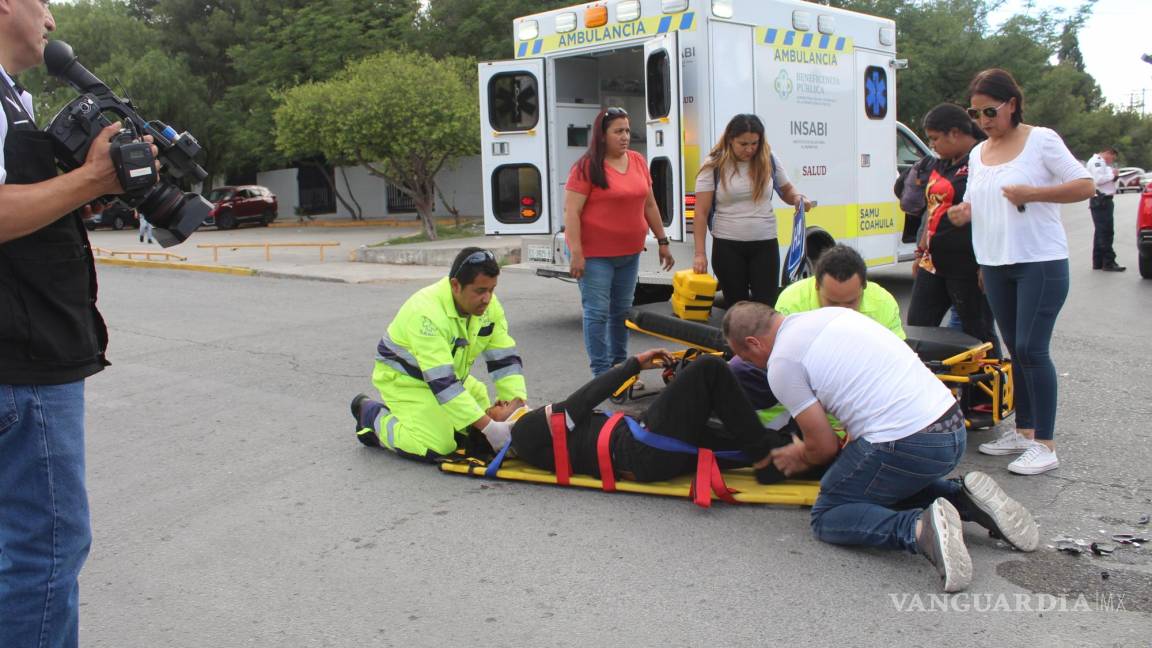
top-left (89, 223), bottom-right (522, 284)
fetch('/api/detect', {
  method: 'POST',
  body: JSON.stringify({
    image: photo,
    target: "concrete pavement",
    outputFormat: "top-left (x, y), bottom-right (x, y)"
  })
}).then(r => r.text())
top-left (88, 219), bottom-right (522, 284)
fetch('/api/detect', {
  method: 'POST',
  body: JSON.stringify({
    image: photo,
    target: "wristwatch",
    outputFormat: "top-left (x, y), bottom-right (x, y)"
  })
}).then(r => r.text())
top-left (656, 237), bottom-right (670, 246)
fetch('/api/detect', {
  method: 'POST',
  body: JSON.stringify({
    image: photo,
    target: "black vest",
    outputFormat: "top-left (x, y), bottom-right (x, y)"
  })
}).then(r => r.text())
top-left (0, 77), bottom-right (107, 384)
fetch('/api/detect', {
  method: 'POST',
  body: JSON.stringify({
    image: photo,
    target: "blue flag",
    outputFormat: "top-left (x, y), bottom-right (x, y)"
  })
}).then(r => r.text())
top-left (784, 201), bottom-right (807, 284)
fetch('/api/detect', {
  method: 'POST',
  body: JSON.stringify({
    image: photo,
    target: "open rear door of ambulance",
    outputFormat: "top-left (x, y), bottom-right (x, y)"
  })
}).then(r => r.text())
top-left (479, 59), bottom-right (551, 235)
top-left (644, 34), bottom-right (684, 242)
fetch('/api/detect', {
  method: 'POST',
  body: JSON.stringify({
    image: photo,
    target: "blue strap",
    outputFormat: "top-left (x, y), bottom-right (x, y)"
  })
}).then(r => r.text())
top-left (622, 416), bottom-right (748, 462)
top-left (784, 200), bottom-right (807, 284)
top-left (484, 439), bottom-right (513, 478)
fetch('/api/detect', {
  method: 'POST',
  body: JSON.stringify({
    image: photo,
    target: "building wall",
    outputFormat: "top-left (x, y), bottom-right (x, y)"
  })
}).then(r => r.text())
top-left (256, 155), bottom-right (482, 220)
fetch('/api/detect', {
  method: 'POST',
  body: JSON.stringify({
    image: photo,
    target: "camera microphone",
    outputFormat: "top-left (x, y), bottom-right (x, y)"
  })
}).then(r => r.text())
top-left (44, 41), bottom-right (104, 95)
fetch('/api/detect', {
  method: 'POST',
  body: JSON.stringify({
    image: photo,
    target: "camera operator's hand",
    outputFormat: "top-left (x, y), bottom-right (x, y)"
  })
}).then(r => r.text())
top-left (81, 122), bottom-right (158, 195)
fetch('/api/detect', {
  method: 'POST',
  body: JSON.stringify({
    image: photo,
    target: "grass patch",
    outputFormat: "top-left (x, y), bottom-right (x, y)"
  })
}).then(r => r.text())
top-left (373, 220), bottom-right (483, 247)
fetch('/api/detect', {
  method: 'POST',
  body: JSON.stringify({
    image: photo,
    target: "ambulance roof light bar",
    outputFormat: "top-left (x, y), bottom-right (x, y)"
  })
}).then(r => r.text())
top-left (556, 12), bottom-right (577, 33)
top-left (617, 0), bottom-right (641, 22)
top-left (517, 20), bottom-right (539, 41)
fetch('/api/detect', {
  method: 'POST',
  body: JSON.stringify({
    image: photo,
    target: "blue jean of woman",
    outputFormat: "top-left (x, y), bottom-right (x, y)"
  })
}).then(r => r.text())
top-left (979, 260), bottom-right (1069, 441)
top-left (810, 407), bottom-right (969, 552)
top-left (578, 254), bottom-right (640, 375)
top-left (0, 381), bottom-right (91, 648)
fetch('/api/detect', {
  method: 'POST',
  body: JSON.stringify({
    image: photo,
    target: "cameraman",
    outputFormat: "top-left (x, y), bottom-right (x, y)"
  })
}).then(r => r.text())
top-left (1, 2), bottom-right (154, 646)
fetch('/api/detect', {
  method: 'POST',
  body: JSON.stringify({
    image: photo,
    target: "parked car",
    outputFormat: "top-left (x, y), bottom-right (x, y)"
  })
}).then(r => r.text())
top-left (84, 203), bottom-right (139, 231)
top-left (1137, 184), bottom-right (1152, 279)
top-left (1116, 167), bottom-right (1145, 194)
top-left (203, 185), bottom-right (278, 229)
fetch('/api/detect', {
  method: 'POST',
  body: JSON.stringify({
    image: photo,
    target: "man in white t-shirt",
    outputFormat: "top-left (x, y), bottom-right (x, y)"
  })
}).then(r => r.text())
top-left (722, 301), bottom-right (1039, 592)
top-left (1086, 146), bottom-right (1125, 271)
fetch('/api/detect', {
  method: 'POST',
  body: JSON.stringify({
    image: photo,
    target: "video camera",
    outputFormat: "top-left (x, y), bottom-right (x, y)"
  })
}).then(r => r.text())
top-left (43, 40), bottom-right (211, 247)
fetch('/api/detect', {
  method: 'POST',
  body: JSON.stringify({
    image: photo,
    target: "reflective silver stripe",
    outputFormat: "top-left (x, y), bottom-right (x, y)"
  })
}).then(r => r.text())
top-left (489, 365), bottom-right (524, 381)
top-left (759, 407), bottom-right (792, 431)
top-left (380, 332), bottom-right (420, 366)
top-left (377, 357), bottom-right (414, 377)
top-left (434, 381), bottom-right (466, 405)
top-left (422, 363), bottom-right (456, 382)
top-left (385, 416), bottom-right (398, 449)
top-left (482, 347), bottom-right (519, 362)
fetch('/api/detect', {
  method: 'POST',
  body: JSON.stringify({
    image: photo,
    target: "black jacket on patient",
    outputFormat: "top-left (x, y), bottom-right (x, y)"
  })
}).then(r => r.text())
top-left (510, 355), bottom-right (792, 483)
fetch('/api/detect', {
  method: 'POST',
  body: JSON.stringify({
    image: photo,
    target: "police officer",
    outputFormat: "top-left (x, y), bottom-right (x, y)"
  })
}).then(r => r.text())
top-left (351, 247), bottom-right (528, 459)
top-left (1, 1), bottom-right (151, 645)
top-left (1086, 146), bottom-right (1126, 272)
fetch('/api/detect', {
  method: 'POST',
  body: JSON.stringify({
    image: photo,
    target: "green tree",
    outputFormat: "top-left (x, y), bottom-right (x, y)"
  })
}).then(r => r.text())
top-left (414, 0), bottom-right (572, 60)
top-left (275, 51), bottom-right (478, 238)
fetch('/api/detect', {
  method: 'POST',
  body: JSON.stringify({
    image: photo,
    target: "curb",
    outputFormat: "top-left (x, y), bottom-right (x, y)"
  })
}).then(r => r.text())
top-left (268, 217), bottom-right (472, 229)
top-left (95, 257), bottom-right (256, 276)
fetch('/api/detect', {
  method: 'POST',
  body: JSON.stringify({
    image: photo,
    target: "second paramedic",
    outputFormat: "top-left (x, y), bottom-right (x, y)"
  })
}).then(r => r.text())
top-left (564, 107), bottom-right (674, 378)
top-left (350, 247), bottom-right (527, 460)
top-left (692, 113), bottom-right (813, 306)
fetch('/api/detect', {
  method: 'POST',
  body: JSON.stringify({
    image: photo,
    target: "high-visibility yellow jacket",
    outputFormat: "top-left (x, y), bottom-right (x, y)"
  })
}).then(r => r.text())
top-left (373, 277), bottom-right (526, 429)
top-left (774, 276), bottom-right (906, 339)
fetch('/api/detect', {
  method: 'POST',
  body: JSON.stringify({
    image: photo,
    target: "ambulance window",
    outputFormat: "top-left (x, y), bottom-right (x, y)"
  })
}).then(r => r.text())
top-left (491, 164), bottom-right (542, 224)
top-left (649, 158), bottom-right (674, 227)
top-left (897, 131), bottom-right (924, 168)
top-left (646, 50), bottom-right (672, 119)
top-left (488, 73), bottom-right (540, 131)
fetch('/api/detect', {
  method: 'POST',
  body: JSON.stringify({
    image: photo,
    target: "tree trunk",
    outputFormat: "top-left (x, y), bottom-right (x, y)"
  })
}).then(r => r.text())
top-left (339, 166), bottom-right (364, 220)
top-left (414, 197), bottom-right (438, 240)
top-left (305, 160), bottom-right (361, 220)
top-left (435, 184), bottom-right (461, 228)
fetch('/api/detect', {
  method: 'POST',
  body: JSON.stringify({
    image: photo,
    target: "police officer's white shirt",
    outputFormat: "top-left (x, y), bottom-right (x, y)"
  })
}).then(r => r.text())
top-left (766, 307), bottom-right (957, 444)
top-left (1086, 153), bottom-right (1117, 196)
top-left (0, 64), bottom-right (37, 186)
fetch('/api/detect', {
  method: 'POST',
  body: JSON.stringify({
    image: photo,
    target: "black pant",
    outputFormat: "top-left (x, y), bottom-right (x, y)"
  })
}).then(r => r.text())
top-left (907, 270), bottom-right (1002, 357)
top-left (711, 237), bottom-right (780, 306)
top-left (1090, 194), bottom-right (1116, 267)
top-left (622, 355), bottom-right (787, 482)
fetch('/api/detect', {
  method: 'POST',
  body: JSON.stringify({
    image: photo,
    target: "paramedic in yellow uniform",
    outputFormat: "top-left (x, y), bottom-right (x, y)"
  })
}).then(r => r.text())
top-left (351, 248), bottom-right (527, 460)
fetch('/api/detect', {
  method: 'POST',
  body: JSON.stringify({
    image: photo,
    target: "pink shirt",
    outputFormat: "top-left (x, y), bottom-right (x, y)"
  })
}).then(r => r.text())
top-left (566, 149), bottom-right (652, 257)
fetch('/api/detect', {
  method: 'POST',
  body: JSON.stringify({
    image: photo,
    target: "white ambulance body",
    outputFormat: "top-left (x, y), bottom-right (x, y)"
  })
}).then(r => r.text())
top-left (479, 0), bottom-right (928, 300)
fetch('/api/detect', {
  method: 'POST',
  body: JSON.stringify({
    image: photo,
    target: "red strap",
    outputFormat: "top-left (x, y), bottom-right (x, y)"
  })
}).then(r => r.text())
top-left (597, 413), bottom-right (625, 492)
top-left (549, 411), bottom-right (572, 486)
top-left (689, 449), bottom-right (740, 508)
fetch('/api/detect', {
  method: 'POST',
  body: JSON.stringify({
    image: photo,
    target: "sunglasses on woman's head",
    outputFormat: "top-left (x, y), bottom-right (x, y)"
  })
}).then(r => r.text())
top-left (966, 101), bottom-right (1008, 120)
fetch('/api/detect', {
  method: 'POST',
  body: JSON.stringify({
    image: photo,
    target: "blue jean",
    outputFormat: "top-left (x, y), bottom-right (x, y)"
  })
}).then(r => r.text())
top-left (578, 254), bottom-right (640, 376)
top-left (980, 260), bottom-right (1069, 440)
top-left (0, 382), bottom-right (91, 648)
top-left (810, 407), bottom-right (968, 554)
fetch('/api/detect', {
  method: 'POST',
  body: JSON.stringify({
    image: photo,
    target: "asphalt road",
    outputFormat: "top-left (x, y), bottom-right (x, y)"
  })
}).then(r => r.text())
top-left (79, 196), bottom-right (1150, 646)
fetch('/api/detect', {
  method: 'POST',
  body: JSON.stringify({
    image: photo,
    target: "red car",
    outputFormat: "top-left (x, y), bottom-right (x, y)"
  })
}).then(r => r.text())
top-left (1138, 184), bottom-right (1152, 278)
top-left (203, 185), bottom-right (278, 229)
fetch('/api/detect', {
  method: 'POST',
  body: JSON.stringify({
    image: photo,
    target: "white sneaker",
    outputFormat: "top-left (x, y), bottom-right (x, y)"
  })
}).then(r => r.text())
top-left (1007, 443), bottom-right (1059, 475)
top-left (918, 498), bottom-right (972, 593)
top-left (978, 429), bottom-right (1034, 456)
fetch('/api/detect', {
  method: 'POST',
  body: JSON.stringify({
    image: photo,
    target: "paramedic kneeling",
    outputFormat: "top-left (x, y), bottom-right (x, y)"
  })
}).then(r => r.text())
top-left (350, 247), bottom-right (527, 459)
top-left (722, 302), bottom-right (1039, 593)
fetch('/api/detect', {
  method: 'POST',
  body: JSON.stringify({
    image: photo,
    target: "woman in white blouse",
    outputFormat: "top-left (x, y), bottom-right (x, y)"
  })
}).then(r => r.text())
top-left (949, 69), bottom-right (1094, 475)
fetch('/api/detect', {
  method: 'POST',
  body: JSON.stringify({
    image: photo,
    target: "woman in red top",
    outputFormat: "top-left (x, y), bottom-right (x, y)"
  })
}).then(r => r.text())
top-left (564, 107), bottom-right (674, 376)
top-left (907, 103), bottom-right (999, 355)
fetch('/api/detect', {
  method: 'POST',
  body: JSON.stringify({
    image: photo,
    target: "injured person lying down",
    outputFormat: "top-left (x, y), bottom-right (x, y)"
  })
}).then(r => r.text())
top-left (487, 349), bottom-right (805, 484)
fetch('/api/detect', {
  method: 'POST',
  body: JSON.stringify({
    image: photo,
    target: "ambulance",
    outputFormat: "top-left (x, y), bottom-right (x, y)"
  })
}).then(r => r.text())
top-left (479, 0), bottom-right (930, 302)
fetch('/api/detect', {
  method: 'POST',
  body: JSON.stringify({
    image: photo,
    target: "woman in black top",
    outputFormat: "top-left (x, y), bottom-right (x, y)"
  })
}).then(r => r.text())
top-left (494, 350), bottom-right (788, 483)
top-left (907, 104), bottom-right (1000, 355)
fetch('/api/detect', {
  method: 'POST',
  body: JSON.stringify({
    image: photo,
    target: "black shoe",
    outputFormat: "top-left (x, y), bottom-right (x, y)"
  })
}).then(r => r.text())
top-left (350, 393), bottom-right (380, 448)
top-left (1101, 263), bottom-right (1127, 272)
